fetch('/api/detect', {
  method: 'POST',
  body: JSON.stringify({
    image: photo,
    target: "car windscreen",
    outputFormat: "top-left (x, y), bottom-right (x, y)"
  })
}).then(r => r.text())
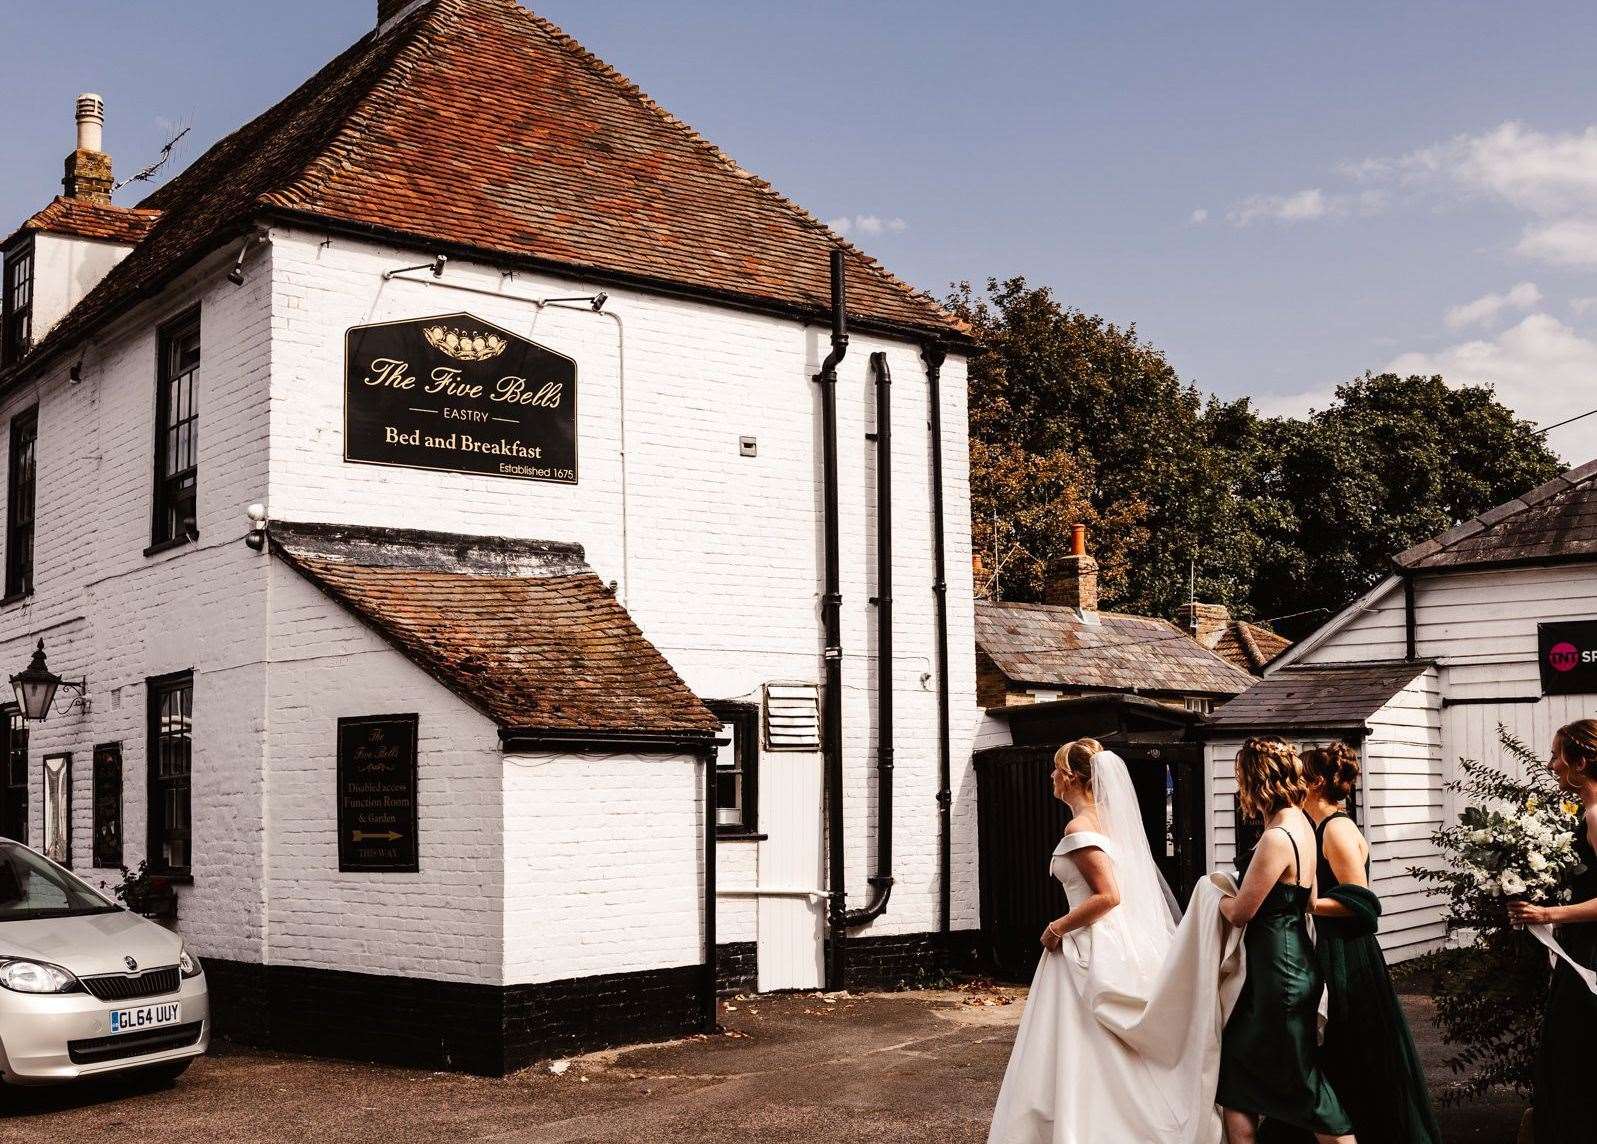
top-left (0, 841), bottom-right (118, 921)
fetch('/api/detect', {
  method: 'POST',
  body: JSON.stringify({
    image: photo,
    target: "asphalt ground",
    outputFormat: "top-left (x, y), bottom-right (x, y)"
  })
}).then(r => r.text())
top-left (0, 984), bottom-right (1527, 1143)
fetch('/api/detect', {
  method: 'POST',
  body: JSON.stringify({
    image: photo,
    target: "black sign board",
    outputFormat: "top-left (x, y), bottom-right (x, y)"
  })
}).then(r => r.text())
top-left (345, 313), bottom-right (577, 484)
top-left (92, 744), bottom-right (122, 869)
top-left (337, 715), bottom-right (420, 873)
top-left (1540, 621), bottom-right (1597, 695)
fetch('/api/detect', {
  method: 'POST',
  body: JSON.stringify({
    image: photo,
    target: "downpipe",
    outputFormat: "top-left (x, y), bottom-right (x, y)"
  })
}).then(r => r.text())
top-left (922, 342), bottom-right (954, 946)
top-left (844, 351), bottom-right (896, 928)
top-left (817, 250), bottom-right (850, 991)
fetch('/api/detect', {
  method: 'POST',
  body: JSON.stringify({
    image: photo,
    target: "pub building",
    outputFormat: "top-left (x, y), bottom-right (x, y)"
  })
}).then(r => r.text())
top-left (0, 0), bottom-right (981, 1073)
top-left (1203, 456), bottom-right (1597, 965)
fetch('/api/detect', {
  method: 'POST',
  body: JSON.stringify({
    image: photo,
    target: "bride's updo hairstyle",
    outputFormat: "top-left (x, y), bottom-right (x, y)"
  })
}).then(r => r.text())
top-left (1303, 741), bottom-right (1360, 802)
top-left (1234, 736), bottom-right (1310, 823)
top-left (1054, 737), bottom-right (1103, 786)
top-left (1554, 719), bottom-right (1597, 780)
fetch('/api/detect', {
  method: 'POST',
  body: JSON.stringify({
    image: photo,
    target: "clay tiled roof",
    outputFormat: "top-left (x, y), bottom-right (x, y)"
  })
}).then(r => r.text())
top-left (3, 197), bottom-right (162, 250)
top-left (1393, 457), bottom-right (1597, 572)
top-left (4, 0), bottom-right (962, 387)
top-left (271, 522), bottom-right (718, 741)
top-left (976, 601), bottom-right (1256, 697)
top-left (1211, 620), bottom-right (1293, 676)
top-left (1208, 661), bottom-right (1432, 731)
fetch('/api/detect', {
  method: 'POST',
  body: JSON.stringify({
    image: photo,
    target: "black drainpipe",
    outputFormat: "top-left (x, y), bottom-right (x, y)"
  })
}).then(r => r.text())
top-left (921, 342), bottom-right (953, 947)
top-left (1402, 571), bottom-right (1418, 661)
top-left (845, 352), bottom-right (896, 927)
top-left (817, 250), bottom-right (850, 991)
top-left (701, 740), bottom-right (719, 1031)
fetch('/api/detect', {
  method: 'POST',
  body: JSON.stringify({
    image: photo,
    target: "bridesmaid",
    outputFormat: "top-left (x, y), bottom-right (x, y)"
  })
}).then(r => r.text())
top-left (1217, 737), bottom-right (1355, 1144)
top-left (1508, 718), bottom-right (1597, 1144)
top-left (1299, 742), bottom-right (1441, 1144)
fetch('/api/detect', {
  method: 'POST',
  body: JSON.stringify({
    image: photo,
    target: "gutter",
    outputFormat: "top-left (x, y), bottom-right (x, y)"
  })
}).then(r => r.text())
top-left (497, 727), bottom-right (717, 753)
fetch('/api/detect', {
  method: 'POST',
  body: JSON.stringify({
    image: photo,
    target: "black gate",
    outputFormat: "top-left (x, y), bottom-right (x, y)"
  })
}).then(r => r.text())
top-left (972, 697), bottom-right (1208, 980)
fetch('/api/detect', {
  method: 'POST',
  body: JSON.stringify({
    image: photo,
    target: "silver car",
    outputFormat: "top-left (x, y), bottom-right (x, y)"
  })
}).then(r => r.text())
top-left (0, 839), bottom-right (208, 1084)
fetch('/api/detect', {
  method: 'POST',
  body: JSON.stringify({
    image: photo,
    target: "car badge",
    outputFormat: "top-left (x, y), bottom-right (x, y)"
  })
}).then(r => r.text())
top-left (124, 956), bottom-right (138, 972)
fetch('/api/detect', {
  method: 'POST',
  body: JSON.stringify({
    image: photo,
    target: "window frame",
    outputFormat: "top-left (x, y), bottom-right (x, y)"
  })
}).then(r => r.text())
top-left (1, 240), bottom-right (34, 367)
top-left (146, 671), bottom-right (194, 879)
top-left (149, 309), bottom-right (201, 552)
top-left (4, 406), bottom-right (38, 601)
top-left (707, 700), bottom-right (761, 838)
top-left (0, 705), bottom-right (27, 844)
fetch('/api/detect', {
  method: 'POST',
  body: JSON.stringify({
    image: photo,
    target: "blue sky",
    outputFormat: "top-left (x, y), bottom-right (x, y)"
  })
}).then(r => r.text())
top-left (2, 1), bottom-right (1593, 458)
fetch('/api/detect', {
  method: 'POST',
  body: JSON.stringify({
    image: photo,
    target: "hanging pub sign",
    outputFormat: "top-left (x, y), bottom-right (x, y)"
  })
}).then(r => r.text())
top-left (337, 714), bottom-right (420, 873)
top-left (344, 313), bottom-right (577, 484)
top-left (1539, 620), bottom-right (1597, 695)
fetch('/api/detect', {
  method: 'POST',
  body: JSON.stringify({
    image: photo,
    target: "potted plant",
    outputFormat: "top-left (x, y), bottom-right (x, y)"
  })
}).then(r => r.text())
top-left (103, 860), bottom-right (178, 924)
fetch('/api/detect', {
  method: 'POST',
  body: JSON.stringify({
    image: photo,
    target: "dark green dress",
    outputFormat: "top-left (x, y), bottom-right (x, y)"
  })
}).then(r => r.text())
top-left (1265, 812), bottom-right (1441, 1144)
top-left (1217, 826), bottom-right (1352, 1137)
top-left (1533, 817), bottom-right (1597, 1144)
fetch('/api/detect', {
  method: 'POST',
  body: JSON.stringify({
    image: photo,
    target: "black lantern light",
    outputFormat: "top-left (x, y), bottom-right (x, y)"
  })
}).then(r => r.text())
top-left (10, 640), bottom-right (87, 722)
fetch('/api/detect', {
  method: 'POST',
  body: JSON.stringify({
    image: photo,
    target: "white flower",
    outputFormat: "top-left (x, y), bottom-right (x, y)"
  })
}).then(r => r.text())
top-left (1500, 871), bottom-right (1526, 896)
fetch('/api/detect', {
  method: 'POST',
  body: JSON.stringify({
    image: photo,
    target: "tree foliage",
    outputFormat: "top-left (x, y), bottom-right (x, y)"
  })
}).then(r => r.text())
top-left (958, 277), bottom-right (1564, 632)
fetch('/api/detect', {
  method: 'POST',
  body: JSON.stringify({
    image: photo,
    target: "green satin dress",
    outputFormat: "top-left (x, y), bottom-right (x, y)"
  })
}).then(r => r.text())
top-left (1533, 819), bottom-right (1597, 1144)
top-left (1263, 812), bottom-right (1441, 1144)
top-left (1217, 826), bottom-right (1352, 1137)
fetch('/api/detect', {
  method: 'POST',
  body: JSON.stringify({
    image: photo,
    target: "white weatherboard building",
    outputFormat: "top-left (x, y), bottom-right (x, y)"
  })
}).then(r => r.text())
top-left (1205, 458), bottom-right (1597, 962)
top-left (0, 0), bottom-right (980, 1073)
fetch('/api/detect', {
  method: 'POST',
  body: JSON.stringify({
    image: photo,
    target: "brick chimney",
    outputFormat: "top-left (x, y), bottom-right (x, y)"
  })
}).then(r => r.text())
top-left (1177, 602), bottom-right (1233, 649)
top-left (1042, 523), bottom-right (1098, 613)
top-left (63, 94), bottom-right (112, 204)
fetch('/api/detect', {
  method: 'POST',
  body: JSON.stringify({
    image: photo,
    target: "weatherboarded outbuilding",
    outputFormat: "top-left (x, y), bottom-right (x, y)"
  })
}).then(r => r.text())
top-left (1205, 456), bottom-right (1597, 962)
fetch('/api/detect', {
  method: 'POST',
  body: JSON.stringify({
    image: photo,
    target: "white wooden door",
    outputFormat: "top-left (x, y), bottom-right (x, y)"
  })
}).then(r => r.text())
top-left (756, 750), bottom-right (825, 991)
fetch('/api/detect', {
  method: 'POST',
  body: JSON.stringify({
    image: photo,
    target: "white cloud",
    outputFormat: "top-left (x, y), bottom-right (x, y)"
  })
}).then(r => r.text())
top-left (827, 214), bottom-right (907, 238)
top-left (1387, 312), bottom-right (1597, 461)
top-left (1224, 187), bottom-right (1386, 227)
top-left (1515, 217), bottom-right (1597, 266)
top-left (1444, 282), bottom-right (1542, 330)
top-left (1189, 208), bottom-right (1209, 224)
top-left (1570, 297), bottom-right (1597, 317)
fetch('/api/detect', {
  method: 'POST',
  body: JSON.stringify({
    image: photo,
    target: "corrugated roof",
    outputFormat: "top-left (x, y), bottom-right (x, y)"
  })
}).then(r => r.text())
top-left (270, 522), bottom-right (718, 739)
top-left (976, 601), bottom-right (1256, 697)
top-left (1207, 660), bottom-right (1432, 731)
top-left (1394, 457), bottom-right (1597, 572)
top-left (3, 0), bottom-right (962, 388)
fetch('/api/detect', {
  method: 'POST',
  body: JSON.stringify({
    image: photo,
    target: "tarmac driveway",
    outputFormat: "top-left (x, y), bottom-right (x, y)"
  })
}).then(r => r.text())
top-left (0, 984), bottom-right (1526, 1143)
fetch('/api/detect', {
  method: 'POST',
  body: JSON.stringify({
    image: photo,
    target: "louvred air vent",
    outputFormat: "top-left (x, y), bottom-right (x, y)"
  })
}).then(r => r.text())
top-left (763, 682), bottom-right (820, 751)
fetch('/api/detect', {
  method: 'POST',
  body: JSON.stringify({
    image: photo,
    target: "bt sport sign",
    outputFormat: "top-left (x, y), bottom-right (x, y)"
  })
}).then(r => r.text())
top-left (344, 313), bottom-right (577, 483)
top-left (1538, 620), bottom-right (1597, 695)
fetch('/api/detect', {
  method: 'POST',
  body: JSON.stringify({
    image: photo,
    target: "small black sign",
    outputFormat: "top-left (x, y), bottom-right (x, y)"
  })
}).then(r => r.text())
top-left (1539, 620), bottom-right (1597, 695)
top-left (92, 744), bottom-right (122, 869)
top-left (345, 313), bottom-right (577, 484)
top-left (337, 715), bottom-right (420, 873)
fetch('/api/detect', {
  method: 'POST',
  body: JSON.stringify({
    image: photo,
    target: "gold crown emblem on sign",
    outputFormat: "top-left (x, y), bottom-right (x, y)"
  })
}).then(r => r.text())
top-left (423, 325), bottom-right (509, 362)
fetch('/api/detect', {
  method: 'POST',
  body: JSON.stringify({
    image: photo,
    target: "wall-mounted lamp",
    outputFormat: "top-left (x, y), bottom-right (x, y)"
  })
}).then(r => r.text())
top-left (244, 503), bottom-right (269, 552)
top-left (383, 253), bottom-right (449, 281)
top-left (544, 292), bottom-right (608, 312)
top-left (10, 640), bottom-right (88, 722)
top-left (227, 231), bottom-right (268, 287)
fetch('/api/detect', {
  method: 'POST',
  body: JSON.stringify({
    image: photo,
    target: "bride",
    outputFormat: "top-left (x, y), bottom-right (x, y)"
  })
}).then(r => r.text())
top-left (989, 737), bottom-right (1227, 1144)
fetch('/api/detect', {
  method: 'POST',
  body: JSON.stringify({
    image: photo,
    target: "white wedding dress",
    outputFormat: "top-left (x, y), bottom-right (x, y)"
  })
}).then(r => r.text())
top-left (988, 752), bottom-right (1248, 1144)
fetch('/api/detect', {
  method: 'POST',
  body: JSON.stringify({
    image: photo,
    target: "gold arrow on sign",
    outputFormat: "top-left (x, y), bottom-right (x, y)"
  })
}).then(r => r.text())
top-left (352, 831), bottom-right (403, 842)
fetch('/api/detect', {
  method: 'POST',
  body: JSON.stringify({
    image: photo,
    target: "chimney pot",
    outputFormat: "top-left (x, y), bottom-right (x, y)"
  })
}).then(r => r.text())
top-left (1070, 523), bottom-right (1087, 557)
top-left (76, 93), bottom-right (105, 153)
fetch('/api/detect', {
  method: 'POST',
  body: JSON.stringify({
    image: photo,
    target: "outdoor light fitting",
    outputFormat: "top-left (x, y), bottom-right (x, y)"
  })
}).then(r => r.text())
top-left (227, 230), bottom-right (268, 287)
top-left (245, 502), bottom-right (269, 551)
top-left (10, 640), bottom-right (88, 722)
top-left (383, 254), bottom-right (449, 281)
top-left (543, 292), bottom-right (608, 312)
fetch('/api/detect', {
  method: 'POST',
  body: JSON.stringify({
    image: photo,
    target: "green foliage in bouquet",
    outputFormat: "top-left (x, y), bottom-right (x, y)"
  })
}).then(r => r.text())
top-left (1412, 727), bottom-right (1586, 1099)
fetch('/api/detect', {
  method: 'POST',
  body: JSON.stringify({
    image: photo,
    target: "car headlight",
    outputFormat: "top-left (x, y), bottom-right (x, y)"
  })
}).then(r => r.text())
top-left (0, 958), bottom-right (82, 994)
top-left (178, 948), bottom-right (202, 979)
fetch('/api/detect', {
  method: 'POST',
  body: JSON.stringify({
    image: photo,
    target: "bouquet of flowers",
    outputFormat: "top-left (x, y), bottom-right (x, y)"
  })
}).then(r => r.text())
top-left (1442, 792), bottom-right (1586, 907)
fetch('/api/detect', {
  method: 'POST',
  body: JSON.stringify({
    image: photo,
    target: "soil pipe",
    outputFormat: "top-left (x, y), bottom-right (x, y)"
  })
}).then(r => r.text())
top-left (921, 342), bottom-right (954, 947)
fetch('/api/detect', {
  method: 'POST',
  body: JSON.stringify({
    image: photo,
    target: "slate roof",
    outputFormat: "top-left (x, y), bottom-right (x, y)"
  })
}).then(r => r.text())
top-left (2, 197), bottom-right (162, 250)
top-left (1211, 620), bottom-right (1293, 676)
top-left (2, 0), bottom-right (963, 388)
top-left (1207, 660), bottom-right (1433, 731)
top-left (1394, 457), bottom-right (1597, 572)
top-left (270, 522), bottom-right (718, 740)
top-left (976, 601), bottom-right (1257, 697)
